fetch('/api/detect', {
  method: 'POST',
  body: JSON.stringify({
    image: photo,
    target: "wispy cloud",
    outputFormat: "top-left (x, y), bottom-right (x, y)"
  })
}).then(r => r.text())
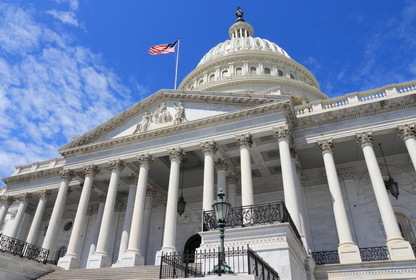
top-left (0, 1), bottom-right (137, 181)
top-left (46, 10), bottom-right (79, 27)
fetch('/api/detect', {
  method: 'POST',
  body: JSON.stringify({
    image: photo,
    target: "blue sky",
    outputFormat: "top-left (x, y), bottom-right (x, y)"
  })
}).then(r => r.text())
top-left (0, 0), bottom-right (415, 185)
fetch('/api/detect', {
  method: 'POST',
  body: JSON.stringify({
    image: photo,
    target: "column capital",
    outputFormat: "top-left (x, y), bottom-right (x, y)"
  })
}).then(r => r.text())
top-left (290, 145), bottom-right (297, 159)
top-left (317, 139), bottom-right (334, 154)
top-left (25, 205), bottom-right (35, 214)
top-left (215, 158), bottom-right (229, 171)
top-left (236, 133), bottom-right (253, 148)
top-left (137, 153), bottom-right (153, 168)
top-left (60, 169), bottom-right (75, 182)
top-left (156, 196), bottom-right (167, 207)
top-left (115, 201), bottom-right (124, 212)
top-left (146, 185), bottom-right (157, 197)
top-left (127, 173), bottom-right (139, 184)
top-left (201, 141), bottom-right (218, 155)
top-left (1, 195), bottom-right (15, 207)
top-left (38, 189), bottom-right (52, 200)
top-left (356, 132), bottom-right (373, 147)
top-left (17, 192), bottom-right (32, 202)
top-left (226, 172), bottom-right (239, 185)
top-left (295, 160), bottom-right (303, 174)
top-left (109, 159), bottom-right (125, 173)
top-left (397, 123), bottom-right (415, 140)
top-left (83, 164), bottom-right (99, 177)
top-left (87, 204), bottom-right (100, 215)
top-left (168, 147), bottom-right (184, 163)
top-left (274, 127), bottom-right (290, 142)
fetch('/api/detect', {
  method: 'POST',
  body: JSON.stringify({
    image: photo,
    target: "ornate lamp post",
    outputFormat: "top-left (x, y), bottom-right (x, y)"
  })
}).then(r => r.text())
top-left (379, 143), bottom-right (399, 199)
top-left (211, 188), bottom-right (233, 275)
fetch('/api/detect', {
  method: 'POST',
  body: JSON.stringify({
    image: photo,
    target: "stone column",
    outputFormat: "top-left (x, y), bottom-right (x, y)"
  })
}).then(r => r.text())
top-left (215, 158), bottom-right (229, 194)
top-left (397, 123), bottom-right (416, 171)
top-left (226, 173), bottom-right (239, 207)
top-left (201, 141), bottom-right (217, 211)
top-left (275, 127), bottom-right (302, 232)
top-left (236, 134), bottom-right (254, 206)
top-left (87, 194), bottom-right (106, 259)
top-left (0, 196), bottom-right (15, 231)
top-left (140, 185), bottom-right (157, 263)
top-left (59, 164), bottom-right (99, 269)
top-left (318, 139), bottom-right (361, 264)
top-left (121, 154), bottom-right (153, 267)
top-left (26, 189), bottom-right (51, 245)
top-left (42, 169), bottom-right (74, 252)
top-left (159, 148), bottom-right (184, 253)
top-left (113, 173), bottom-right (138, 267)
top-left (357, 132), bottom-right (414, 260)
top-left (88, 159), bottom-right (125, 268)
top-left (9, 193), bottom-right (32, 239)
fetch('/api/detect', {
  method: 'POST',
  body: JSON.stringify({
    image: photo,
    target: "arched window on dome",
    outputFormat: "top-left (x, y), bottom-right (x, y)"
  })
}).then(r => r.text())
top-left (222, 70), bottom-right (229, 78)
top-left (395, 212), bottom-right (416, 243)
top-left (198, 79), bottom-right (204, 86)
top-left (290, 74), bottom-right (295, 79)
top-left (209, 74), bottom-right (215, 82)
top-left (278, 70), bottom-right (284, 77)
top-left (235, 68), bottom-right (242, 76)
top-left (250, 67), bottom-right (257, 75)
top-left (264, 68), bottom-right (271, 75)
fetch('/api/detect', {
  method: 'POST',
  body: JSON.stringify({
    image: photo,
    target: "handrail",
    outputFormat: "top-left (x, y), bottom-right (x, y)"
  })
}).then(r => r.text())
top-left (0, 233), bottom-right (49, 264)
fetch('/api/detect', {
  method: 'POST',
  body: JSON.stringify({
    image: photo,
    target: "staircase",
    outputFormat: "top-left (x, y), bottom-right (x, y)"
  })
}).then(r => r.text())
top-left (37, 265), bottom-right (161, 280)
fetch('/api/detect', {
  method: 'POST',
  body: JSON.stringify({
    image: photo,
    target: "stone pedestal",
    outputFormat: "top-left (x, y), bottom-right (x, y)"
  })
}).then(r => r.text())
top-left (387, 239), bottom-right (415, 261)
top-left (117, 251), bottom-right (145, 267)
top-left (338, 243), bottom-right (361, 264)
top-left (57, 255), bottom-right (81, 270)
top-left (86, 254), bottom-right (112, 269)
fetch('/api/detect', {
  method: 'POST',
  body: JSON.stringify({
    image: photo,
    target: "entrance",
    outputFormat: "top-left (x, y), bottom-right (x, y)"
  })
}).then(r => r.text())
top-left (183, 234), bottom-right (201, 263)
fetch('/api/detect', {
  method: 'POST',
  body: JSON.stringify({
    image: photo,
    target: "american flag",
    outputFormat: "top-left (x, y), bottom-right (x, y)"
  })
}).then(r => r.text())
top-left (148, 40), bottom-right (178, 55)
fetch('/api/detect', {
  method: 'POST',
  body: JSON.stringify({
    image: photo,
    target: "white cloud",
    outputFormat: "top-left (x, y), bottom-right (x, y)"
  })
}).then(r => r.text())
top-left (0, 2), bottom-right (139, 182)
top-left (46, 10), bottom-right (79, 27)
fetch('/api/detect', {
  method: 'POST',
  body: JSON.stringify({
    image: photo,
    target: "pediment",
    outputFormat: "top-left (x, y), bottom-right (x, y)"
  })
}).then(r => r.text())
top-left (58, 89), bottom-right (291, 155)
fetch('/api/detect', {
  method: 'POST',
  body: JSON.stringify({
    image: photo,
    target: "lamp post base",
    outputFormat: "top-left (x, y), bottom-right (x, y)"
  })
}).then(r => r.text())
top-left (209, 261), bottom-right (234, 275)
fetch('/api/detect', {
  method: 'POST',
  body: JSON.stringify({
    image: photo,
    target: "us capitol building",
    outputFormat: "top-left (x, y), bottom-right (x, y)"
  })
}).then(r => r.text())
top-left (1, 9), bottom-right (416, 280)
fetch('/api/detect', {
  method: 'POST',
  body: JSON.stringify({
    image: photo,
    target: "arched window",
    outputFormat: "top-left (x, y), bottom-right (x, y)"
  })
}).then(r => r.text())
top-left (235, 68), bottom-right (242, 76)
top-left (250, 67), bottom-right (257, 75)
top-left (209, 74), bottom-right (215, 82)
top-left (278, 70), bottom-right (284, 77)
top-left (396, 213), bottom-right (416, 243)
top-left (290, 74), bottom-right (295, 79)
top-left (198, 79), bottom-right (204, 86)
top-left (55, 246), bottom-right (67, 262)
top-left (222, 70), bottom-right (229, 78)
top-left (264, 68), bottom-right (271, 75)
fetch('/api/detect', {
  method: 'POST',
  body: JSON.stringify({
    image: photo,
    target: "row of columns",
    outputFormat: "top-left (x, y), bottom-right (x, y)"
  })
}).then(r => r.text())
top-left (316, 125), bottom-right (416, 263)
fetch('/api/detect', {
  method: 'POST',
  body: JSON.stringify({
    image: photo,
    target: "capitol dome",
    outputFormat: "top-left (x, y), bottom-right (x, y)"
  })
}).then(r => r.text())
top-left (178, 8), bottom-right (328, 102)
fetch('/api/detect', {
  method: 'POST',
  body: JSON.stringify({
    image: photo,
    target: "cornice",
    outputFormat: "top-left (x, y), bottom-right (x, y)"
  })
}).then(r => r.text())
top-left (2, 168), bottom-right (62, 185)
top-left (60, 100), bottom-right (291, 156)
top-left (294, 96), bottom-right (416, 131)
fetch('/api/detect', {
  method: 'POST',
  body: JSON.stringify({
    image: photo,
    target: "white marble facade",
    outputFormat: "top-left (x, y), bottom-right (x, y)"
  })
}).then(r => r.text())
top-left (1, 12), bottom-right (416, 280)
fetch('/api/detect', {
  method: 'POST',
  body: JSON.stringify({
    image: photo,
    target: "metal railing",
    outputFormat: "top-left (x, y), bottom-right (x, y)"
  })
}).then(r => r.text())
top-left (203, 201), bottom-right (301, 242)
top-left (160, 246), bottom-right (279, 279)
top-left (312, 246), bottom-right (391, 265)
top-left (0, 233), bottom-right (49, 264)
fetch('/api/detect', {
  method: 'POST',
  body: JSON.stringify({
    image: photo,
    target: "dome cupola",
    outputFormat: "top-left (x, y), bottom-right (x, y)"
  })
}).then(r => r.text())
top-left (178, 8), bottom-right (327, 102)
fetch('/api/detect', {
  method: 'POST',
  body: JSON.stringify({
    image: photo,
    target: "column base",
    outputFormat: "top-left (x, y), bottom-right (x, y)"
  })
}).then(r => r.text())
top-left (86, 253), bottom-right (112, 269)
top-left (57, 255), bottom-right (81, 270)
top-left (112, 251), bottom-right (144, 267)
top-left (338, 243), bottom-right (362, 264)
top-left (387, 239), bottom-right (415, 261)
top-left (155, 249), bottom-right (176, 265)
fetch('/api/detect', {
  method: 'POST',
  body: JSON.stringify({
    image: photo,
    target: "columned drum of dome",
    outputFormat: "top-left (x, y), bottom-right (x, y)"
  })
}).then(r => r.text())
top-left (178, 10), bottom-right (328, 102)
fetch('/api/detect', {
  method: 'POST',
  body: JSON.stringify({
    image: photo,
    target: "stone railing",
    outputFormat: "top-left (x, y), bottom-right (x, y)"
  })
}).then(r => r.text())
top-left (12, 158), bottom-right (65, 176)
top-left (295, 80), bottom-right (416, 117)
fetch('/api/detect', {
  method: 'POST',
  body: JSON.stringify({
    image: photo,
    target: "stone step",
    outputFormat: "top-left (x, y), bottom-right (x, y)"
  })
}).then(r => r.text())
top-left (38, 265), bottom-right (161, 280)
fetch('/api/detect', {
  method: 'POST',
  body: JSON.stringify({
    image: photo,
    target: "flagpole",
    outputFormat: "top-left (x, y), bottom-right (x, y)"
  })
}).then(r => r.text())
top-left (174, 38), bottom-right (180, 90)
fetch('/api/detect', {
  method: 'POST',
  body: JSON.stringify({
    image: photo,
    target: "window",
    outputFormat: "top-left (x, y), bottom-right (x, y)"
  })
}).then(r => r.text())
top-left (64, 220), bottom-right (73, 231)
top-left (278, 70), bottom-right (284, 76)
top-left (198, 79), bottom-right (204, 86)
top-left (290, 74), bottom-right (295, 79)
top-left (264, 68), bottom-right (271, 75)
top-left (250, 67), bottom-right (256, 75)
top-left (395, 213), bottom-right (415, 243)
top-left (235, 68), bottom-right (242, 76)
top-left (222, 70), bottom-right (229, 78)
top-left (209, 74), bottom-right (215, 82)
